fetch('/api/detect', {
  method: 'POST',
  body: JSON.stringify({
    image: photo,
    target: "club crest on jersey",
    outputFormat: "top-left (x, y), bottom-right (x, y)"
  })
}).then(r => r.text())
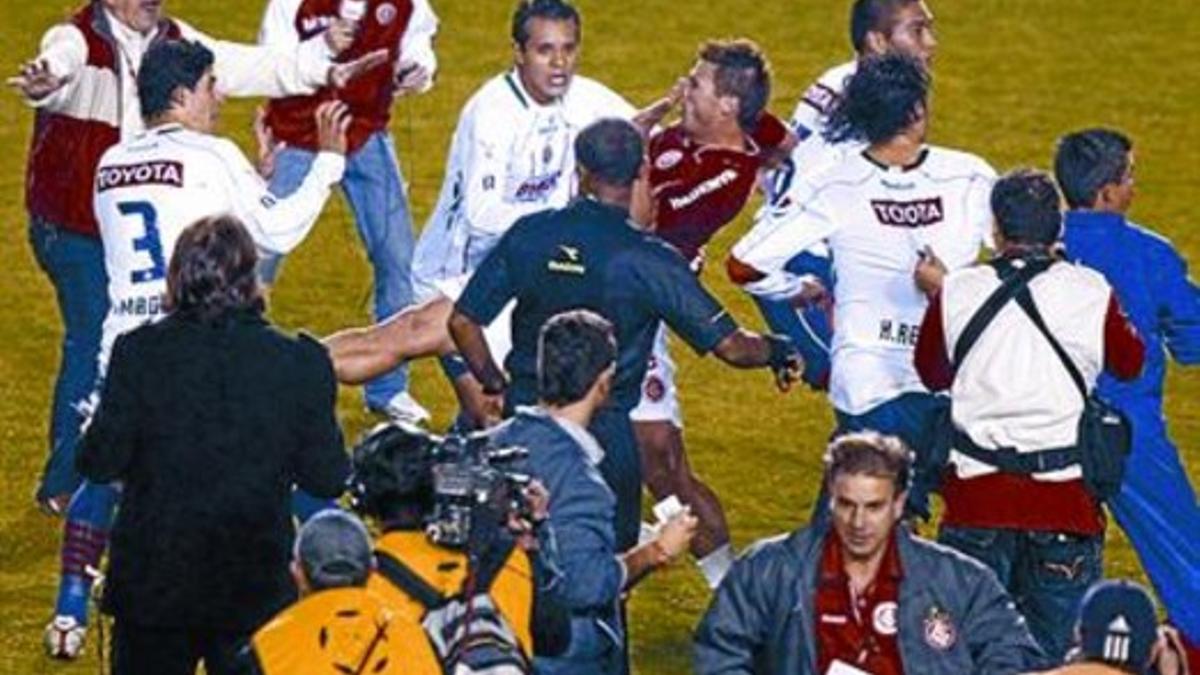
top-left (870, 197), bottom-right (944, 228)
top-left (96, 161), bottom-right (184, 192)
top-left (872, 601), bottom-right (898, 636)
top-left (655, 149), bottom-right (684, 171)
top-left (376, 3), bottom-right (398, 25)
top-left (923, 606), bottom-right (957, 651)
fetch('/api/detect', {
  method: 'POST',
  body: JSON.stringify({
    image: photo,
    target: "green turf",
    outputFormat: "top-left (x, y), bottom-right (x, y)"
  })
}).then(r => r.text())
top-left (1, 1), bottom-right (1197, 672)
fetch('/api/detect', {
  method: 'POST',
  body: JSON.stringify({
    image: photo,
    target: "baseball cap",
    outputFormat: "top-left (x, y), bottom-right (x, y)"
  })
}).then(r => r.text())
top-left (295, 510), bottom-right (374, 591)
top-left (1077, 579), bottom-right (1158, 672)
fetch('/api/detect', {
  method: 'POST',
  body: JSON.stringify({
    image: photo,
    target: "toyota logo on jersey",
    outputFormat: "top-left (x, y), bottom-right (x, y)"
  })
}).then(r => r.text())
top-left (870, 197), bottom-right (945, 228)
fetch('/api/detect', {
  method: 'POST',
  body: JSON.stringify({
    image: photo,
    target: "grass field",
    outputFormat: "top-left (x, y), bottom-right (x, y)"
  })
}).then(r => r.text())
top-left (1, 1), bottom-right (1198, 672)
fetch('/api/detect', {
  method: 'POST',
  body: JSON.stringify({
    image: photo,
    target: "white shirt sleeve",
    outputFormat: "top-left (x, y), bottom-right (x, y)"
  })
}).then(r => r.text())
top-left (176, 18), bottom-right (332, 98)
top-left (400, 0), bottom-right (439, 91)
top-left (24, 24), bottom-right (88, 109)
top-left (731, 185), bottom-right (841, 300)
top-left (257, 0), bottom-right (304, 48)
top-left (968, 163), bottom-right (998, 252)
top-left (211, 139), bottom-right (345, 255)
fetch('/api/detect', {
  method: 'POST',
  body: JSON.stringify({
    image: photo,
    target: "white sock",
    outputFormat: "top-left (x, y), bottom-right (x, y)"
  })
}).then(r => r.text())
top-left (696, 544), bottom-right (735, 589)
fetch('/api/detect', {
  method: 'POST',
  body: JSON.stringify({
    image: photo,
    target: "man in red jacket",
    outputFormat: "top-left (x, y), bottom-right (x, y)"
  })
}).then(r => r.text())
top-left (256, 0), bottom-right (439, 425)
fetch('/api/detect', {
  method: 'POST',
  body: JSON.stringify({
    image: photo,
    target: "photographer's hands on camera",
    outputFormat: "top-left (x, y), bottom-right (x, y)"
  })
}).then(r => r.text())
top-left (506, 481), bottom-right (551, 552)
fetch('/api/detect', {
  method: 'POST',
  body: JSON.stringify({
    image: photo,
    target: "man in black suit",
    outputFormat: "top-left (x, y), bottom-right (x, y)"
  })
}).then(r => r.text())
top-left (78, 215), bottom-right (348, 675)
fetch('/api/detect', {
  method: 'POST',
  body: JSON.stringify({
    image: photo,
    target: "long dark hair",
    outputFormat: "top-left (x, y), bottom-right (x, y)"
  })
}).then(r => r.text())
top-left (164, 215), bottom-right (264, 322)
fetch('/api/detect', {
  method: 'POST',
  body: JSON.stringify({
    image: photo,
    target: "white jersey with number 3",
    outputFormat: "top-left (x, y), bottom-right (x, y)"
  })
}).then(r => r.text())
top-left (94, 123), bottom-right (344, 370)
top-left (733, 146), bottom-right (995, 414)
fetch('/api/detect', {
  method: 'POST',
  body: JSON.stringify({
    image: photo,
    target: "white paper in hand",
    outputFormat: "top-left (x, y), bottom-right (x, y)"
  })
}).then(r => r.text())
top-left (826, 660), bottom-right (873, 675)
top-left (653, 495), bottom-right (685, 524)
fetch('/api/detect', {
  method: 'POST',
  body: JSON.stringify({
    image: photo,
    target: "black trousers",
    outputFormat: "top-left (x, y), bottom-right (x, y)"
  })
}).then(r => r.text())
top-left (112, 619), bottom-right (250, 675)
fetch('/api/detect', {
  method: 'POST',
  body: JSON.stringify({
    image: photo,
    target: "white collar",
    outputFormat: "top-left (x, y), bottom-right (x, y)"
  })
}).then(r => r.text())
top-left (105, 8), bottom-right (159, 49)
top-left (518, 406), bottom-right (605, 466)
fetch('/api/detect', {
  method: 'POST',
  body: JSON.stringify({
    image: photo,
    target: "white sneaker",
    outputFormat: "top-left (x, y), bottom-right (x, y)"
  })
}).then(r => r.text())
top-left (371, 391), bottom-right (431, 425)
top-left (44, 615), bottom-right (87, 660)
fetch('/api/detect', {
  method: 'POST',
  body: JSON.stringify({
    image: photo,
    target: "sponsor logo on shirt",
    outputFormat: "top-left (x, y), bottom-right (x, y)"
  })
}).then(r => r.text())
top-left (299, 15), bottom-right (336, 38)
top-left (666, 169), bottom-right (738, 211)
top-left (870, 197), bottom-right (944, 228)
top-left (547, 244), bottom-right (586, 275)
top-left (512, 173), bottom-right (561, 202)
top-left (96, 161), bottom-right (184, 192)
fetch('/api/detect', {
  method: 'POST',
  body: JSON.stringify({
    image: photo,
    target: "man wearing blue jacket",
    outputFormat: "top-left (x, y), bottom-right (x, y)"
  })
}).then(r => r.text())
top-left (694, 431), bottom-right (1044, 674)
top-left (493, 310), bottom-right (697, 674)
top-left (1056, 128), bottom-right (1200, 663)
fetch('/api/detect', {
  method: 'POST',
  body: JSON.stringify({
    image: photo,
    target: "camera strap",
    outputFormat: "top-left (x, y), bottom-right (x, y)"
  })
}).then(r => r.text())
top-left (951, 257), bottom-right (1051, 367)
top-left (374, 549), bottom-right (443, 609)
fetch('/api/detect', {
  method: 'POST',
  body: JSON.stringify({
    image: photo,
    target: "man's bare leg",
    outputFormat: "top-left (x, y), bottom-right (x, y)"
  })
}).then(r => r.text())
top-left (323, 295), bottom-right (456, 384)
top-left (635, 419), bottom-right (733, 587)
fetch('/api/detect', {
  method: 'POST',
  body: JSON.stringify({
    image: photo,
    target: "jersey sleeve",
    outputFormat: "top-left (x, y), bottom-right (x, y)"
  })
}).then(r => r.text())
top-left (211, 139), bottom-right (345, 255)
top-left (729, 183), bottom-right (841, 300)
top-left (789, 77), bottom-right (839, 141)
top-left (632, 246), bottom-right (738, 355)
top-left (399, 0), bottom-right (439, 90)
top-left (256, 0), bottom-right (303, 48)
top-left (24, 23), bottom-right (88, 109)
top-left (1152, 240), bottom-right (1200, 365)
top-left (965, 161), bottom-right (998, 251)
top-left (455, 226), bottom-right (518, 325)
top-left (177, 18), bottom-right (331, 98)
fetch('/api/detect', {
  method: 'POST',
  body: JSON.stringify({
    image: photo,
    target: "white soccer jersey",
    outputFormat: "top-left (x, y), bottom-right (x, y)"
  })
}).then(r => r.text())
top-left (94, 123), bottom-right (344, 368)
top-left (733, 146), bottom-right (996, 414)
top-left (411, 70), bottom-right (634, 300)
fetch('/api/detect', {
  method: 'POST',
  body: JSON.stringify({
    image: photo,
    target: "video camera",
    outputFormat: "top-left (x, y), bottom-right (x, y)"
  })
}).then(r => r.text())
top-left (349, 422), bottom-right (533, 551)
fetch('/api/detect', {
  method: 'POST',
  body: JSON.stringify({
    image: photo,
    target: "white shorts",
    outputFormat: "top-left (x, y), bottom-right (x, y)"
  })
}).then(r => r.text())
top-left (629, 323), bottom-right (682, 428)
top-left (432, 273), bottom-right (514, 367)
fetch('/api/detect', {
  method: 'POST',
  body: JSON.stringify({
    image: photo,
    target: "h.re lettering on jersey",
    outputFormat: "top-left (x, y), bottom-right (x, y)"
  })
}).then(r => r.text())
top-left (96, 161), bottom-right (184, 192)
top-left (870, 197), bottom-right (944, 228)
top-left (666, 168), bottom-right (739, 212)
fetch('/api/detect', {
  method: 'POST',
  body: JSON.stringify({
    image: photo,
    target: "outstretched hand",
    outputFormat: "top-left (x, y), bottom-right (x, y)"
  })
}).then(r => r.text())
top-left (7, 59), bottom-right (66, 100)
top-left (328, 48), bottom-right (390, 89)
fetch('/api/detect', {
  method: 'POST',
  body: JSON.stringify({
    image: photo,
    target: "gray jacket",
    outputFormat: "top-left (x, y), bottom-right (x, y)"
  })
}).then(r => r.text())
top-left (694, 524), bottom-right (1046, 674)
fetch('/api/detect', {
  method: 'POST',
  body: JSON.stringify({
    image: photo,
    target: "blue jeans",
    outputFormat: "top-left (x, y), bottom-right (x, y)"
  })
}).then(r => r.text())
top-left (259, 132), bottom-right (415, 408)
top-left (28, 220), bottom-right (109, 500)
top-left (535, 616), bottom-right (624, 674)
top-left (833, 391), bottom-right (948, 519)
top-left (938, 526), bottom-right (1102, 661)
top-left (1109, 396), bottom-right (1200, 642)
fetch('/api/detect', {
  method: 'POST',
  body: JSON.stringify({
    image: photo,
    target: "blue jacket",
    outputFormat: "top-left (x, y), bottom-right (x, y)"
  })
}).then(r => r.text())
top-left (694, 524), bottom-right (1046, 674)
top-left (492, 409), bottom-right (625, 667)
top-left (1063, 211), bottom-right (1200, 404)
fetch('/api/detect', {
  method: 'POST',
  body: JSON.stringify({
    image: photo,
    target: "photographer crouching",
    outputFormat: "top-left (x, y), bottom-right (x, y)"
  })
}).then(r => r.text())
top-left (492, 310), bottom-right (699, 674)
top-left (348, 417), bottom-right (569, 672)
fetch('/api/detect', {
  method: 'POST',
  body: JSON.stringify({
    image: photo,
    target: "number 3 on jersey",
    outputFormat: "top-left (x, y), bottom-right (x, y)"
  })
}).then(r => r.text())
top-left (119, 201), bottom-right (165, 284)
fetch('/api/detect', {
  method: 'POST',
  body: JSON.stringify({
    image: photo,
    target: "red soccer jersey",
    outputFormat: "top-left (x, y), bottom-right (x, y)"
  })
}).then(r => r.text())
top-left (815, 531), bottom-right (906, 675)
top-left (265, 0), bottom-right (416, 153)
top-left (649, 113), bottom-right (788, 262)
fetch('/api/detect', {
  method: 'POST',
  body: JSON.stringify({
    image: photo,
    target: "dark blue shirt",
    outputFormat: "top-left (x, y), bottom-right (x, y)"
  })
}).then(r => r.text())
top-left (1063, 210), bottom-right (1200, 404)
top-left (457, 197), bottom-right (739, 411)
